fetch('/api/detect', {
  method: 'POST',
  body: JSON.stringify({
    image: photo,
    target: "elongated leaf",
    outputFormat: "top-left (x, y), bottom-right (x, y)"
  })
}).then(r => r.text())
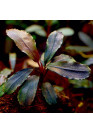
top-left (40, 52), bottom-right (45, 66)
top-left (83, 58), bottom-right (93, 65)
top-left (9, 53), bottom-right (17, 70)
top-left (25, 24), bottom-right (47, 37)
top-left (66, 46), bottom-right (93, 52)
top-left (78, 32), bottom-right (93, 48)
top-left (4, 68), bottom-right (33, 94)
top-left (52, 54), bottom-right (75, 63)
top-left (47, 66), bottom-right (90, 80)
top-left (58, 27), bottom-right (74, 36)
top-left (42, 82), bottom-right (57, 105)
top-left (44, 31), bottom-right (64, 64)
top-left (6, 29), bottom-right (40, 62)
top-left (47, 54), bottom-right (91, 79)
top-left (0, 84), bottom-right (5, 97)
top-left (26, 59), bottom-right (39, 68)
top-left (18, 75), bottom-right (39, 105)
top-left (69, 79), bottom-right (93, 88)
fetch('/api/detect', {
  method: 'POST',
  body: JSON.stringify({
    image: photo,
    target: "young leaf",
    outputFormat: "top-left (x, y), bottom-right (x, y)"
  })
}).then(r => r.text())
top-left (4, 68), bottom-right (33, 94)
top-left (47, 54), bottom-right (91, 79)
top-left (9, 53), bottom-right (17, 70)
top-left (42, 82), bottom-right (57, 105)
top-left (6, 29), bottom-right (40, 62)
top-left (25, 24), bottom-right (47, 37)
top-left (26, 59), bottom-right (39, 68)
top-left (18, 75), bottom-right (39, 105)
top-left (66, 46), bottom-right (93, 52)
top-left (40, 52), bottom-right (45, 66)
top-left (78, 32), bottom-right (93, 48)
top-left (44, 31), bottom-right (64, 64)
top-left (57, 27), bottom-right (74, 36)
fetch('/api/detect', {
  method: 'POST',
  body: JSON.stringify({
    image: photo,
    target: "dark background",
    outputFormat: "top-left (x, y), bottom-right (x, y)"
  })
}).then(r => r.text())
top-left (0, 20), bottom-right (93, 113)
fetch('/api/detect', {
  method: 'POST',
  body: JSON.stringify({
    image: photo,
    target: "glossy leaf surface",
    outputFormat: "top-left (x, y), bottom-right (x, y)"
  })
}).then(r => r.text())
top-left (47, 54), bottom-right (90, 79)
top-left (44, 31), bottom-right (64, 64)
top-left (42, 82), bottom-right (57, 105)
top-left (18, 75), bottom-right (39, 105)
top-left (6, 29), bottom-right (40, 62)
top-left (4, 68), bottom-right (33, 94)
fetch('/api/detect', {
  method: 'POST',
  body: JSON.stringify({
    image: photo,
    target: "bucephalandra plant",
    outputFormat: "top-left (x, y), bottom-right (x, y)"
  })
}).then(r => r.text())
top-left (0, 29), bottom-right (91, 105)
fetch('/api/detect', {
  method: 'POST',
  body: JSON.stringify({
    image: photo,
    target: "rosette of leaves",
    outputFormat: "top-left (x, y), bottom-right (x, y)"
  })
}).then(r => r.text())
top-left (0, 29), bottom-right (91, 106)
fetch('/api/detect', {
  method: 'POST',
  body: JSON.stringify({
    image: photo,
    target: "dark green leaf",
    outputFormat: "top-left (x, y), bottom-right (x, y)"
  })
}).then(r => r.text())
top-left (44, 31), bottom-right (64, 64)
top-left (42, 82), bottom-right (57, 105)
top-left (47, 54), bottom-right (91, 79)
top-left (0, 84), bottom-right (5, 97)
top-left (4, 68), bottom-right (33, 94)
top-left (6, 20), bottom-right (16, 25)
top-left (78, 32), bottom-right (93, 48)
top-left (6, 29), bottom-right (40, 62)
top-left (18, 75), bottom-right (39, 105)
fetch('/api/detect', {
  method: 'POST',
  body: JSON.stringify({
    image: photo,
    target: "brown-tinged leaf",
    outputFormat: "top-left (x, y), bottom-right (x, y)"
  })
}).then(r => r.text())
top-left (26, 59), bottom-right (39, 68)
top-left (47, 54), bottom-right (91, 79)
top-left (6, 29), bottom-right (40, 62)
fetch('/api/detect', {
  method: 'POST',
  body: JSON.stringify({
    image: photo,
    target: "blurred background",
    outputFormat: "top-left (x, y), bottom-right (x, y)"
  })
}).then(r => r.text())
top-left (0, 20), bottom-right (92, 65)
top-left (0, 20), bottom-right (93, 113)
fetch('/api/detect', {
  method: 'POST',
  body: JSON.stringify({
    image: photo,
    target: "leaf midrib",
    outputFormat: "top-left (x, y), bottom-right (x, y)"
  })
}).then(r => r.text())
top-left (6, 69), bottom-right (32, 92)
